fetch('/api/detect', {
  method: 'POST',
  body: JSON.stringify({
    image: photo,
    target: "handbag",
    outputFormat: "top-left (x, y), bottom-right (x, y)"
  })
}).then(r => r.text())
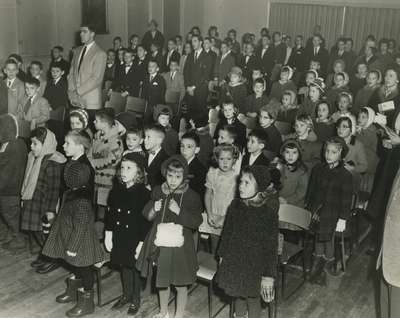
top-left (154, 194), bottom-right (185, 248)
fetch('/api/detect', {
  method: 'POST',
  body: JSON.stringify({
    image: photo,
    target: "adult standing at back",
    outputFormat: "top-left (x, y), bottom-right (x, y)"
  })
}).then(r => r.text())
top-left (142, 20), bottom-right (165, 53)
top-left (68, 24), bottom-right (107, 120)
top-left (183, 35), bottom-right (213, 126)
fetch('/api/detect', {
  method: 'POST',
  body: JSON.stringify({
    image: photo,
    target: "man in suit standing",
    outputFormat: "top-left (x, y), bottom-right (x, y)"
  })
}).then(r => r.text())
top-left (183, 35), bottom-right (213, 126)
top-left (68, 24), bottom-right (107, 120)
top-left (256, 34), bottom-right (276, 80)
top-left (112, 49), bottom-right (137, 97)
top-left (305, 34), bottom-right (329, 77)
top-left (238, 42), bottom-right (259, 85)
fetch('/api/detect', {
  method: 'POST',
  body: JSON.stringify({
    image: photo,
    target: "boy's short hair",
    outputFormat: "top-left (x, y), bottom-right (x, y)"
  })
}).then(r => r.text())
top-left (259, 102), bottom-right (280, 120)
top-left (213, 143), bottom-right (240, 162)
top-left (228, 29), bottom-right (237, 35)
top-left (219, 124), bottom-right (238, 141)
top-left (175, 35), bottom-right (182, 41)
top-left (53, 45), bottom-right (64, 52)
top-left (25, 77), bottom-right (41, 87)
top-left (4, 59), bottom-right (18, 68)
top-left (295, 114), bottom-right (314, 130)
top-left (248, 129), bottom-right (268, 148)
top-left (124, 49), bottom-right (135, 56)
top-left (222, 39), bottom-right (232, 47)
top-left (95, 108), bottom-right (115, 126)
top-left (168, 37), bottom-right (177, 44)
top-left (144, 124), bottom-right (166, 139)
top-left (181, 131), bottom-right (200, 147)
top-left (8, 54), bottom-right (23, 64)
top-left (66, 129), bottom-right (91, 150)
top-left (252, 66), bottom-right (263, 74)
top-left (148, 59), bottom-right (159, 67)
top-left (253, 77), bottom-right (265, 87)
top-left (51, 62), bottom-right (64, 71)
top-left (192, 34), bottom-right (203, 42)
top-left (126, 127), bottom-right (144, 138)
top-left (113, 36), bottom-right (122, 41)
top-left (81, 24), bottom-right (96, 33)
top-left (221, 98), bottom-right (238, 112)
top-left (30, 61), bottom-right (43, 70)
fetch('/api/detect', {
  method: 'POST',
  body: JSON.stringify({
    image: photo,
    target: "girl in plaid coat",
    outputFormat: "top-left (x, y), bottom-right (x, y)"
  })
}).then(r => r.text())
top-left (17, 128), bottom-right (66, 253)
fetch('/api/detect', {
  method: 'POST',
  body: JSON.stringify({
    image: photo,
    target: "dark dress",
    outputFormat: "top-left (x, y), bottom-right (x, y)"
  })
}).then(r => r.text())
top-left (314, 120), bottom-right (336, 143)
top-left (217, 195), bottom-right (279, 298)
top-left (21, 156), bottom-right (63, 232)
top-left (42, 160), bottom-right (104, 267)
top-left (105, 182), bottom-right (151, 267)
top-left (136, 184), bottom-right (203, 287)
top-left (305, 162), bottom-right (353, 241)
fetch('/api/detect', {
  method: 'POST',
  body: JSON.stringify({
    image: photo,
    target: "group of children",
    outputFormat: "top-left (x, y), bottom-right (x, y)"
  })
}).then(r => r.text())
top-left (0, 24), bottom-right (399, 318)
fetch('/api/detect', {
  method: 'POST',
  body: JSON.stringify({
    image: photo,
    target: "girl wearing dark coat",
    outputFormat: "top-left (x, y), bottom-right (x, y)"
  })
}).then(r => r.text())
top-left (104, 153), bottom-right (151, 315)
top-left (17, 128), bottom-right (66, 254)
top-left (136, 155), bottom-right (202, 318)
top-left (305, 137), bottom-right (353, 275)
top-left (217, 165), bottom-right (279, 318)
top-left (42, 130), bottom-right (103, 317)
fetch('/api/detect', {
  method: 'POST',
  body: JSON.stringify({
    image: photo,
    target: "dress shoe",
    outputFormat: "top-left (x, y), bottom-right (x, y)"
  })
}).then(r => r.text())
top-left (111, 296), bottom-right (129, 310)
top-left (30, 257), bottom-right (48, 268)
top-left (36, 261), bottom-right (60, 274)
top-left (127, 303), bottom-right (140, 316)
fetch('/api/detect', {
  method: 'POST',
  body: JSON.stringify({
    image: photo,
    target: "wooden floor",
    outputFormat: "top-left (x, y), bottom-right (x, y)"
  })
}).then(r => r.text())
top-left (0, 243), bottom-right (379, 318)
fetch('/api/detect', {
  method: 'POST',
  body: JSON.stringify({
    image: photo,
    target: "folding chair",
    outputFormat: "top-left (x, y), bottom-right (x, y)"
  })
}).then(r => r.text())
top-left (278, 204), bottom-right (311, 299)
top-left (105, 91), bottom-right (127, 114)
top-left (93, 262), bottom-right (121, 307)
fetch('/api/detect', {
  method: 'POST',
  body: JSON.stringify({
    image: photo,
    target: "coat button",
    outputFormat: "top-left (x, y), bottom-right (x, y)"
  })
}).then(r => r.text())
top-left (126, 225), bottom-right (129, 228)
top-left (116, 221), bottom-right (120, 225)
top-left (127, 210), bottom-right (131, 214)
top-left (117, 208), bottom-right (121, 212)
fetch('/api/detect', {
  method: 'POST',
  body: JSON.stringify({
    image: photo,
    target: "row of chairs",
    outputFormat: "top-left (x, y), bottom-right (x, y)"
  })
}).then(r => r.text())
top-left (105, 91), bottom-right (147, 118)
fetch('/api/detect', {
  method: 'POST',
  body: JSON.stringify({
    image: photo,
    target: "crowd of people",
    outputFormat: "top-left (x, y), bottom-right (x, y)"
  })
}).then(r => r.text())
top-left (1, 18), bottom-right (400, 318)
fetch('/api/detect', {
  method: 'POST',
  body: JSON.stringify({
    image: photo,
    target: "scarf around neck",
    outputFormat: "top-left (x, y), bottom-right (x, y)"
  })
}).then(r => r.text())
top-left (21, 129), bottom-right (66, 200)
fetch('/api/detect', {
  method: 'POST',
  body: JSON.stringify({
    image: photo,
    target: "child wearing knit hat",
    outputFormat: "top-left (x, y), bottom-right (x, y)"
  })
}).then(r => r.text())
top-left (269, 65), bottom-right (297, 102)
top-left (69, 109), bottom-right (93, 140)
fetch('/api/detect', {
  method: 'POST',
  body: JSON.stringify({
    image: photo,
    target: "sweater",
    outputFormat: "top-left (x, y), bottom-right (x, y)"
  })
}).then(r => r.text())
top-left (279, 165), bottom-right (309, 207)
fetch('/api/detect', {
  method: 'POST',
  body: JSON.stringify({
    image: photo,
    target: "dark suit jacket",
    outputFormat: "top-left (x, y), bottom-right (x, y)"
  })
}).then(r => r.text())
top-left (0, 80), bottom-right (8, 115)
top-left (273, 42), bottom-right (287, 65)
top-left (205, 50), bottom-right (218, 73)
top-left (163, 50), bottom-right (181, 72)
top-left (112, 64), bottom-right (137, 96)
top-left (183, 50), bottom-right (213, 88)
top-left (131, 58), bottom-right (148, 97)
top-left (142, 30), bottom-right (165, 52)
top-left (288, 46), bottom-right (306, 72)
top-left (146, 148), bottom-right (168, 189)
top-left (241, 152), bottom-right (270, 168)
top-left (141, 73), bottom-right (166, 108)
top-left (188, 156), bottom-right (207, 199)
top-left (305, 46), bottom-right (329, 76)
top-left (256, 46), bottom-right (276, 77)
top-left (43, 78), bottom-right (68, 110)
top-left (238, 54), bottom-right (259, 82)
top-left (150, 51), bottom-right (165, 71)
top-left (213, 53), bottom-right (236, 81)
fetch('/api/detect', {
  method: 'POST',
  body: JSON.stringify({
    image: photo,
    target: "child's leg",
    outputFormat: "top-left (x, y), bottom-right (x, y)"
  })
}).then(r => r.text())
top-left (132, 269), bottom-right (141, 306)
top-left (210, 234), bottom-right (220, 254)
top-left (247, 297), bottom-right (261, 318)
top-left (175, 286), bottom-right (188, 318)
top-left (324, 235), bottom-right (335, 262)
top-left (121, 266), bottom-right (134, 301)
top-left (234, 297), bottom-right (248, 317)
top-left (76, 266), bottom-right (94, 291)
top-left (158, 287), bottom-right (171, 316)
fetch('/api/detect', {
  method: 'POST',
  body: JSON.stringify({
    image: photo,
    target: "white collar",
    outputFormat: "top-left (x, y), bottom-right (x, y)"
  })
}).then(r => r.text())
top-left (83, 41), bottom-right (95, 51)
top-left (54, 77), bottom-right (61, 85)
top-left (7, 78), bottom-right (16, 86)
top-left (187, 156), bottom-right (195, 165)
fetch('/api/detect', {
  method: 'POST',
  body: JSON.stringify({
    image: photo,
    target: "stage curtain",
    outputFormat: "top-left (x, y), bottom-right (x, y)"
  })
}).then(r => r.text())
top-left (269, 2), bottom-right (344, 50)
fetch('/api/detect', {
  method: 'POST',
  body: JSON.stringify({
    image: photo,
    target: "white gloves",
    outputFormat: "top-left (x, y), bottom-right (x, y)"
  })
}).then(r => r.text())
top-left (104, 231), bottom-right (113, 252)
top-left (135, 241), bottom-right (143, 259)
top-left (335, 218), bottom-right (346, 233)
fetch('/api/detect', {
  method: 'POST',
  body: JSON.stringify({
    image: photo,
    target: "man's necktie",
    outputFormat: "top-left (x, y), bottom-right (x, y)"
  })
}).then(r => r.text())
top-left (78, 46), bottom-right (87, 72)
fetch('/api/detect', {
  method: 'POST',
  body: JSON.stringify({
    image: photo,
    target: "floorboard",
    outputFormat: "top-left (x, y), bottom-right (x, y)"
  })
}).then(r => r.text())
top-left (0, 243), bottom-right (378, 318)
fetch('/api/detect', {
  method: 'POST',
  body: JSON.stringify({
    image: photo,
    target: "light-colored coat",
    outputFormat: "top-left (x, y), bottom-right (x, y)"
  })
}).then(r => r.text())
top-left (5, 78), bottom-right (25, 116)
top-left (68, 42), bottom-right (107, 110)
top-left (162, 71), bottom-right (185, 104)
top-left (18, 94), bottom-right (51, 130)
top-left (378, 168), bottom-right (400, 287)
